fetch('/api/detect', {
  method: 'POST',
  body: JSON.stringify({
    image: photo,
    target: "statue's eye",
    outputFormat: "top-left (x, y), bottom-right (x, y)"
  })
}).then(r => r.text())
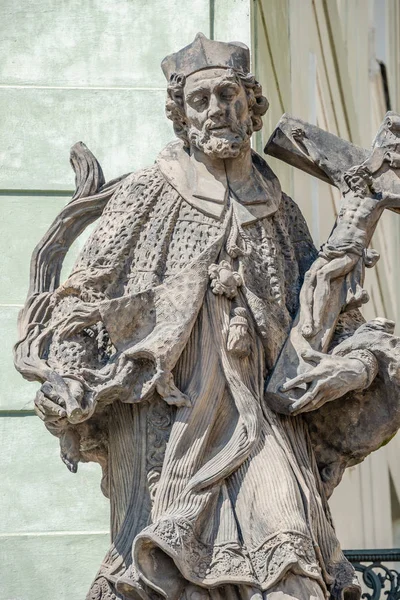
top-left (192, 95), bottom-right (209, 109)
top-left (220, 86), bottom-right (238, 101)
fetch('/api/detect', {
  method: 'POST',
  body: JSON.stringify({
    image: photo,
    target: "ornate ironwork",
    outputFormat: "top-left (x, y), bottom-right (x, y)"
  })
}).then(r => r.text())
top-left (344, 549), bottom-right (400, 600)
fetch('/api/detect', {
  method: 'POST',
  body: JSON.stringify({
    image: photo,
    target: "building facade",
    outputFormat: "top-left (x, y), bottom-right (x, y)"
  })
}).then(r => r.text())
top-left (1, 1), bottom-right (399, 598)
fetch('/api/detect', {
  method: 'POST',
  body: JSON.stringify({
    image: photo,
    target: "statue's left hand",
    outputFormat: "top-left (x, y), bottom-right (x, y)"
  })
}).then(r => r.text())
top-left (280, 349), bottom-right (369, 415)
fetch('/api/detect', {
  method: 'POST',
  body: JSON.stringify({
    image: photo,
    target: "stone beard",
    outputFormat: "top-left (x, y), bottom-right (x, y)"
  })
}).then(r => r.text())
top-left (14, 33), bottom-right (400, 600)
top-left (187, 113), bottom-right (253, 159)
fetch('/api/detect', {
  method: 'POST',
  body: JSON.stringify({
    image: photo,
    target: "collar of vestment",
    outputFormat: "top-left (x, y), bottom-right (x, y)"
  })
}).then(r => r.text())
top-left (156, 140), bottom-right (282, 224)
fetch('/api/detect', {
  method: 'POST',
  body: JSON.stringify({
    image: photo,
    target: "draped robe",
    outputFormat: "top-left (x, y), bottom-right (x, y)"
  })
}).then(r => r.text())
top-left (34, 141), bottom-right (400, 600)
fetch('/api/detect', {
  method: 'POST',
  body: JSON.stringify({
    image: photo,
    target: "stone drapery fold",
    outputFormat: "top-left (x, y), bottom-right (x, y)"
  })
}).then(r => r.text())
top-left (14, 151), bottom-right (400, 600)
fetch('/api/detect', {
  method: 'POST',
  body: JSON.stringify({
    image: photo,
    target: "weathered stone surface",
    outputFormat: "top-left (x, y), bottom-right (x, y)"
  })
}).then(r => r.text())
top-left (0, 195), bottom-right (70, 304)
top-left (0, 307), bottom-right (37, 410)
top-left (0, 0), bottom-right (210, 88)
top-left (0, 415), bottom-right (109, 532)
top-left (14, 33), bottom-right (400, 600)
top-left (0, 89), bottom-right (171, 190)
top-left (0, 534), bottom-right (109, 600)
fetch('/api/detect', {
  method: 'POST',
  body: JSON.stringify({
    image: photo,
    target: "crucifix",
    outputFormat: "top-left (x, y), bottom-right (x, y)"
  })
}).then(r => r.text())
top-left (265, 111), bottom-right (400, 414)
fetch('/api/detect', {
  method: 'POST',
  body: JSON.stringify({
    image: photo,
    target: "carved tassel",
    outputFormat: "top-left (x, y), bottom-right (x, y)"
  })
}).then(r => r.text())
top-left (227, 307), bottom-right (251, 358)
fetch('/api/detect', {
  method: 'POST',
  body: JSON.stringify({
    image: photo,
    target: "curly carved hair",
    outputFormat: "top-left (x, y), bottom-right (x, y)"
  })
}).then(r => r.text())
top-left (165, 69), bottom-right (269, 146)
top-left (343, 164), bottom-right (375, 196)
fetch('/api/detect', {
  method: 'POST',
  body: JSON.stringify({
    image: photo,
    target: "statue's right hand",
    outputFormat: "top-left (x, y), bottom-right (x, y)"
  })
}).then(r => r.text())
top-left (35, 386), bottom-right (83, 474)
top-left (35, 386), bottom-right (67, 422)
top-left (35, 375), bottom-right (91, 424)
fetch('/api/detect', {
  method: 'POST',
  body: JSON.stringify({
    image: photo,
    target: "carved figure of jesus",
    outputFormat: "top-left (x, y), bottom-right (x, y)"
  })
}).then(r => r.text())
top-left (14, 34), bottom-right (400, 600)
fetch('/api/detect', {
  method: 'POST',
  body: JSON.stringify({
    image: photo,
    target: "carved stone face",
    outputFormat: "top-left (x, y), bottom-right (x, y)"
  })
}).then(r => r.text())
top-left (344, 166), bottom-right (372, 196)
top-left (183, 67), bottom-right (253, 159)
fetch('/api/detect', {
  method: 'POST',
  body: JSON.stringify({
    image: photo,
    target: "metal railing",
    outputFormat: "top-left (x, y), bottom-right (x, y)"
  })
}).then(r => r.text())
top-left (344, 549), bottom-right (400, 600)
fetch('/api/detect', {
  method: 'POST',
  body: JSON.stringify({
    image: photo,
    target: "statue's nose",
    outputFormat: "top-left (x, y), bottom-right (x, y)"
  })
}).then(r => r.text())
top-left (208, 94), bottom-right (224, 119)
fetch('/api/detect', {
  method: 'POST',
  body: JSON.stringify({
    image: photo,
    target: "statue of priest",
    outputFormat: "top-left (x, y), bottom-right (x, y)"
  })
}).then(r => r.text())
top-left (15, 33), bottom-right (400, 600)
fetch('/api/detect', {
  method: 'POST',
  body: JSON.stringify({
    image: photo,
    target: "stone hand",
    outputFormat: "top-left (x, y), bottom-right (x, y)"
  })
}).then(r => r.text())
top-left (35, 375), bottom-right (91, 424)
top-left (35, 387), bottom-right (67, 422)
top-left (36, 375), bottom-right (97, 473)
top-left (280, 349), bottom-right (369, 415)
top-left (57, 302), bottom-right (101, 339)
top-left (291, 126), bottom-right (328, 166)
top-left (292, 127), bottom-right (306, 141)
top-left (35, 390), bottom-right (81, 473)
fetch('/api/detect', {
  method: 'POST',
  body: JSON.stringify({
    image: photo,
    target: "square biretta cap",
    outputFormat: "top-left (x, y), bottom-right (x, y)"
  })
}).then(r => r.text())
top-left (161, 33), bottom-right (250, 81)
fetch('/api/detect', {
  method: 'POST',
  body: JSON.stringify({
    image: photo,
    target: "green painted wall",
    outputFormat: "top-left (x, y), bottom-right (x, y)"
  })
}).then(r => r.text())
top-left (0, 1), bottom-right (251, 598)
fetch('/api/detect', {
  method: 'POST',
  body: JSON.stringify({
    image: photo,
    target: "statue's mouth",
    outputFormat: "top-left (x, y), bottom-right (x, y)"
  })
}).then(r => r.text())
top-left (208, 124), bottom-right (231, 131)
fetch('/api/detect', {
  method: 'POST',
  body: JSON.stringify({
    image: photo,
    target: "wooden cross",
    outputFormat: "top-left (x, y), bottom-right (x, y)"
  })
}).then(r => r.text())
top-left (264, 111), bottom-right (400, 414)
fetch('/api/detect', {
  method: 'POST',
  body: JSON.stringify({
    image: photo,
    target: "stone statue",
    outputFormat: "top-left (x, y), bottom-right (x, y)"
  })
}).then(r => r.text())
top-left (14, 33), bottom-right (400, 600)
